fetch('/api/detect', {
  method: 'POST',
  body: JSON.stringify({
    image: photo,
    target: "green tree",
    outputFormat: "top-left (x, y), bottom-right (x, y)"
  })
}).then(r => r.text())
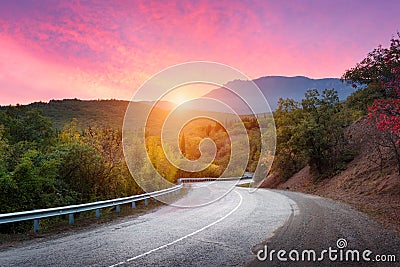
top-left (273, 98), bottom-right (306, 180)
top-left (297, 89), bottom-right (348, 176)
top-left (274, 90), bottom-right (351, 180)
top-left (0, 107), bottom-right (54, 145)
top-left (4, 149), bottom-right (61, 212)
top-left (56, 142), bottom-right (106, 202)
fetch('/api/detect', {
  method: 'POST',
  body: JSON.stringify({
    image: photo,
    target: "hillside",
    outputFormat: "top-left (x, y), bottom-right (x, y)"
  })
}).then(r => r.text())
top-left (1, 99), bottom-right (237, 132)
top-left (25, 99), bottom-right (130, 129)
top-left (0, 99), bottom-right (176, 130)
top-left (261, 117), bottom-right (400, 232)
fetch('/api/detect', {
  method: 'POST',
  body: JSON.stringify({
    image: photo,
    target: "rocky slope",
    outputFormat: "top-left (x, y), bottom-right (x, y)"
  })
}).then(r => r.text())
top-left (261, 117), bottom-right (400, 232)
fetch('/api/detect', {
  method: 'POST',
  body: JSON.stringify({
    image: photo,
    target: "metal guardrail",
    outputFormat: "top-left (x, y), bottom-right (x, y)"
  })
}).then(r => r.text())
top-left (0, 185), bottom-right (182, 232)
top-left (178, 177), bottom-right (251, 184)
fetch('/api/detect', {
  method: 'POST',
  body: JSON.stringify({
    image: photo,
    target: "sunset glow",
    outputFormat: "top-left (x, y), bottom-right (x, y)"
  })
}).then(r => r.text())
top-left (1, 0), bottom-right (400, 105)
top-left (163, 83), bottom-right (218, 105)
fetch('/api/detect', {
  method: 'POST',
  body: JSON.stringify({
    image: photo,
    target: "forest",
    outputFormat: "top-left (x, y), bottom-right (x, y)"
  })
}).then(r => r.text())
top-left (0, 109), bottom-right (141, 232)
top-left (0, 100), bottom-right (265, 232)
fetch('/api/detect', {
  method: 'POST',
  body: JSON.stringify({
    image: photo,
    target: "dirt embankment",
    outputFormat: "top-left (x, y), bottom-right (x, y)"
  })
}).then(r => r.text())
top-left (261, 117), bottom-right (400, 233)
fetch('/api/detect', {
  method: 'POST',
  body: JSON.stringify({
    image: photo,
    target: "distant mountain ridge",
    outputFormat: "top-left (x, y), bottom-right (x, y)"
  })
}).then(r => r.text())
top-left (203, 76), bottom-right (356, 113)
top-left (19, 99), bottom-right (174, 130)
top-left (0, 76), bottom-right (357, 128)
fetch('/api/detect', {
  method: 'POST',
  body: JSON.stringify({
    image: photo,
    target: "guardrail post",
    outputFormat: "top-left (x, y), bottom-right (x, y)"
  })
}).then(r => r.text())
top-left (161, 194), bottom-right (165, 201)
top-left (131, 201), bottom-right (136, 208)
top-left (96, 209), bottom-right (100, 218)
top-left (153, 197), bottom-right (157, 203)
top-left (116, 205), bottom-right (121, 213)
top-left (144, 198), bottom-right (148, 206)
top-left (33, 219), bottom-right (39, 233)
top-left (69, 214), bottom-right (74, 225)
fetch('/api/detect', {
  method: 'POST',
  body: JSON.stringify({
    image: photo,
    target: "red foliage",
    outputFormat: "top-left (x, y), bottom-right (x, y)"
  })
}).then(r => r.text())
top-left (368, 65), bottom-right (400, 142)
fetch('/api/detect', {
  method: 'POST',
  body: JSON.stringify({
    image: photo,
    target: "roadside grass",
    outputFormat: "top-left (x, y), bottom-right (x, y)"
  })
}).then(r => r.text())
top-left (236, 182), bottom-right (251, 188)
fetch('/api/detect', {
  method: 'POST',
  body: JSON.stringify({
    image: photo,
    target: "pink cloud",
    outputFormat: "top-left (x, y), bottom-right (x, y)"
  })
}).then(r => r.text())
top-left (0, 36), bottom-right (127, 105)
top-left (0, 0), bottom-right (400, 105)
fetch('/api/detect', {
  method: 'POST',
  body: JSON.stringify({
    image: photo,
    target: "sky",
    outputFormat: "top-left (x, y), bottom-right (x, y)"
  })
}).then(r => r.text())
top-left (0, 0), bottom-right (400, 105)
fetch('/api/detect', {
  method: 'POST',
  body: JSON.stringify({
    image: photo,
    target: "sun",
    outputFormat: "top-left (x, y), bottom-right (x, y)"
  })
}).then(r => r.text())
top-left (163, 83), bottom-right (218, 106)
top-left (172, 95), bottom-right (190, 105)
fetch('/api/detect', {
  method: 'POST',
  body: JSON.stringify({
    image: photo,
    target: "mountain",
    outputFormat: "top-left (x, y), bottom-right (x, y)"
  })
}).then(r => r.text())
top-left (1, 77), bottom-right (356, 128)
top-left (17, 99), bottom-right (172, 130)
top-left (2, 99), bottom-right (234, 131)
top-left (23, 99), bottom-right (130, 129)
top-left (202, 76), bottom-right (356, 113)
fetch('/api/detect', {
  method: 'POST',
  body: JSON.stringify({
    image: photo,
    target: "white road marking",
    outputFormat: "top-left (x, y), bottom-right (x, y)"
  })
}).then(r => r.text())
top-left (108, 190), bottom-right (243, 267)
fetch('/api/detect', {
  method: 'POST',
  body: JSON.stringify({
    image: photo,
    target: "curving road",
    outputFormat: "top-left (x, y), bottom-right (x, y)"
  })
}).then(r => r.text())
top-left (0, 182), bottom-right (399, 266)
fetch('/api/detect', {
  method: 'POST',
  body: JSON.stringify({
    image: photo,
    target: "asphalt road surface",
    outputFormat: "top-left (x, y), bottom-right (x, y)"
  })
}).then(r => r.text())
top-left (1, 182), bottom-right (399, 266)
